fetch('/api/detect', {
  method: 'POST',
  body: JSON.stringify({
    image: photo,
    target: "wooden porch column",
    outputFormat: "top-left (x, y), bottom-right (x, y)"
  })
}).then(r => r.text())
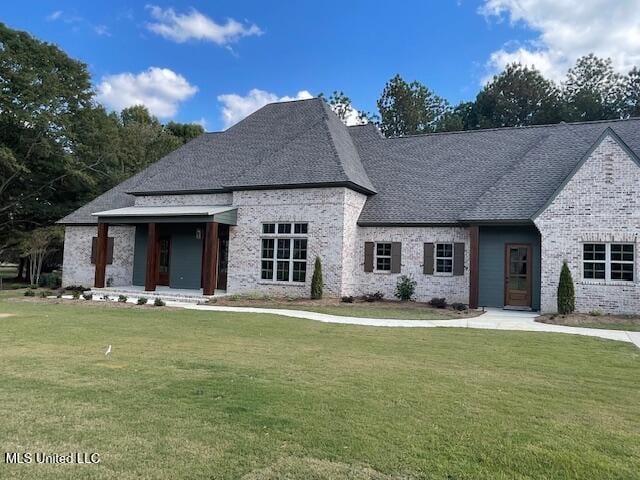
top-left (145, 223), bottom-right (158, 292)
top-left (469, 225), bottom-right (480, 309)
top-left (202, 222), bottom-right (219, 296)
top-left (94, 222), bottom-right (109, 288)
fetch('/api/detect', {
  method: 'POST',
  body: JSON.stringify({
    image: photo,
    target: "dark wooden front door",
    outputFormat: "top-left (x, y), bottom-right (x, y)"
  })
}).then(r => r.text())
top-left (157, 236), bottom-right (171, 286)
top-left (505, 244), bottom-right (532, 308)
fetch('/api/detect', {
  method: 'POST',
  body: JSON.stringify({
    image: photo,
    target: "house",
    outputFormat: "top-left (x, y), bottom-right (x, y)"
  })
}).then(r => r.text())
top-left (59, 98), bottom-right (640, 313)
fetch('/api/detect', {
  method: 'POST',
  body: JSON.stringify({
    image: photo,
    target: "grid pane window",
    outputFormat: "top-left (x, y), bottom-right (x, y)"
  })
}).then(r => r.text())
top-left (583, 243), bottom-right (634, 282)
top-left (435, 243), bottom-right (453, 273)
top-left (260, 223), bottom-right (308, 282)
top-left (375, 242), bottom-right (392, 271)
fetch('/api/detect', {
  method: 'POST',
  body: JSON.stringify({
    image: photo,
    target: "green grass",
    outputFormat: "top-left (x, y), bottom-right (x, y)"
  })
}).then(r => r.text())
top-left (575, 322), bottom-right (640, 332)
top-left (538, 313), bottom-right (640, 332)
top-left (0, 299), bottom-right (639, 479)
top-left (223, 303), bottom-right (464, 320)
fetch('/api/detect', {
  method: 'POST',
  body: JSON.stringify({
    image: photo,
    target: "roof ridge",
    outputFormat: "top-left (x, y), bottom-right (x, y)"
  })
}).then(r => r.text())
top-left (383, 116), bottom-right (640, 140)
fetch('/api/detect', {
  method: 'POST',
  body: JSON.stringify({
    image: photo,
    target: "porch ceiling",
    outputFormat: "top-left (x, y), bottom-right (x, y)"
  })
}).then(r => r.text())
top-left (92, 205), bottom-right (237, 225)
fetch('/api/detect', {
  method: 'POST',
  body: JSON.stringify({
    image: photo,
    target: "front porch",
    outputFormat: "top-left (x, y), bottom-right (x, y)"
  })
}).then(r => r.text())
top-left (91, 205), bottom-right (236, 295)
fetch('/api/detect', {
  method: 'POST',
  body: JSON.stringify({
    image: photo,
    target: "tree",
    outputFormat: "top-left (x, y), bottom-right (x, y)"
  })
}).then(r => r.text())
top-left (475, 63), bottom-right (563, 128)
top-left (319, 91), bottom-right (376, 125)
top-left (562, 54), bottom-right (626, 122)
top-left (310, 256), bottom-right (323, 299)
top-left (377, 74), bottom-right (449, 137)
top-left (19, 226), bottom-right (63, 287)
top-left (0, 23), bottom-right (116, 252)
top-left (623, 67), bottom-right (640, 118)
top-left (166, 121), bottom-right (205, 143)
top-left (557, 261), bottom-right (575, 315)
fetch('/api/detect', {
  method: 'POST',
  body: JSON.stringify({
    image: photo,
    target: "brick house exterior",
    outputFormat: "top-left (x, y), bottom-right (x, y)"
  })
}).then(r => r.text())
top-left (59, 99), bottom-right (640, 314)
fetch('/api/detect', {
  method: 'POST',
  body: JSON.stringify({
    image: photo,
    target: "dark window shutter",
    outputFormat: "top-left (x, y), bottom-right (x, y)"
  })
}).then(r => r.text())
top-left (391, 242), bottom-right (402, 273)
top-left (424, 243), bottom-right (434, 274)
top-left (453, 243), bottom-right (465, 276)
top-left (91, 237), bottom-right (97, 264)
top-left (364, 242), bottom-right (374, 272)
top-left (91, 237), bottom-right (114, 265)
top-left (107, 238), bottom-right (114, 265)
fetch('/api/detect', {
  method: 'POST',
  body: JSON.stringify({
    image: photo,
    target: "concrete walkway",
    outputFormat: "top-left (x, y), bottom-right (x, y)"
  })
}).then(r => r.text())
top-left (176, 303), bottom-right (640, 348)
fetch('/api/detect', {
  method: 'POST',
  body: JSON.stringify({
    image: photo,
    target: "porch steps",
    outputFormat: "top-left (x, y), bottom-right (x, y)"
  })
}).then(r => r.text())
top-left (89, 287), bottom-right (218, 304)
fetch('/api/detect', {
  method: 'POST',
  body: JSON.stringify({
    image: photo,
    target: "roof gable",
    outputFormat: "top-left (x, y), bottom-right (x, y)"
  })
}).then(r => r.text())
top-left (532, 127), bottom-right (640, 220)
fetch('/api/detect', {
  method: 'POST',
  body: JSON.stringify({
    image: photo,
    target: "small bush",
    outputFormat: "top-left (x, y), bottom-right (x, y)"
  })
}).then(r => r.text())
top-left (363, 291), bottom-right (384, 302)
top-left (103, 295), bottom-right (110, 302)
top-left (154, 297), bottom-right (166, 307)
top-left (118, 295), bottom-right (128, 303)
top-left (72, 291), bottom-right (80, 300)
top-left (65, 285), bottom-right (89, 292)
top-left (589, 309), bottom-right (603, 317)
top-left (56, 291), bottom-right (63, 299)
top-left (137, 297), bottom-right (148, 305)
top-left (38, 272), bottom-right (62, 289)
top-left (82, 293), bottom-right (93, 300)
top-left (24, 289), bottom-right (35, 297)
top-left (557, 261), bottom-right (575, 315)
top-left (39, 290), bottom-right (52, 298)
top-left (450, 302), bottom-right (467, 311)
top-left (429, 297), bottom-right (448, 309)
top-left (311, 256), bottom-right (323, 299)
top-left (341, 296), bottom-right (354, 303)
top-left (395, 275), bottom-right (417, 301)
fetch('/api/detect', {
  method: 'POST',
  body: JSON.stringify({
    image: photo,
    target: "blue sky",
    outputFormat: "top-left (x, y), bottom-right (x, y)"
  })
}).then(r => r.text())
top-left (3, 1), bottom-right (639, 130)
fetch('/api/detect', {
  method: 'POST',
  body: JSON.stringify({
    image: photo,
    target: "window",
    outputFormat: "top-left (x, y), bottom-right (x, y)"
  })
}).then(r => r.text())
top-left (435, 243), bottom-right (453, 274)
top-left (375, 242), bottom-right (392, 271)
top-left (261, 222), bottom-right (308, 282)
top-left (583, 243), bottom-right (634, 282)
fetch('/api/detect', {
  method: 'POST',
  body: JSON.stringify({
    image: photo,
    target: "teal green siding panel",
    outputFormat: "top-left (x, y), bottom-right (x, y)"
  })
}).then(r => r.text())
top-left (168, 224), bottom-right (203, 289)
top-left (478, 225), bottom-right (541, 310)
top-left (132, 225), bottom-right (147, 286)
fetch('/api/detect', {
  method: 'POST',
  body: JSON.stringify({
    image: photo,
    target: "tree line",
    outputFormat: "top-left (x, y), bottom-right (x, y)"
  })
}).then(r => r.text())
top-left (0, 23), bottom-right (203, 279)
top-left (328, 54), bottom-right (640, 137)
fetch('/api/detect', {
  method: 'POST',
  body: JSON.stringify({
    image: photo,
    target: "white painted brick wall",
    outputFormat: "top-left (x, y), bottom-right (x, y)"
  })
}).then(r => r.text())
top-left (346, 226), bottom-right (470, 303)
top-left (534, 135), bottom-right (640, 314)
top-left (227, 188), bottom-right (348, 296)
top-left (134, 193), bottom-right (233, 206)
top-left (62, 225), bottom-right (135, 288)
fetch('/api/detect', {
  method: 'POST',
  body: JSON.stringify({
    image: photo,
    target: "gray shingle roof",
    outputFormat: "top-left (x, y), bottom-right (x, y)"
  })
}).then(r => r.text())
top-left (350, 118), bottom-right (640, 224)
top-left (60, 97), bottom-right (640, 225)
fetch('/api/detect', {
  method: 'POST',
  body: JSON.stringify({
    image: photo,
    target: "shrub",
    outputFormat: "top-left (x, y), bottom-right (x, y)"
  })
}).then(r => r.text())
top-left (38, 272), bottom-right (62, 289)
top-left (39, 290), bottom-right (52, 298)
top-left (65, 285), bottom-right (88, 292)
top-left (394, 275), bottom-right (417, 301)
top-left (82, 293), bottom-right (93, 301)
top-left (589, 309), bottom-right (603, 317)
top-left (450, 302), bottom-right (467, 311)
top-left (341, 296), bottom-right (354, 303)
top-left (72, 291), bottom-right (80, 300)
top-left (24, 289), bottom-right (35, 297)
top-left (118, 295), bottom-right (128, 303)
top-left (311, 256), bottom-right (323, 299)
top-left (103, 295), bottom-right (110, 302)
top-left (154, 297), bottom-right (166, 307)
top-left (137, 297), bottom-right (148, 305)
top-left (363, 291), bottom-right (384, 302)
top-left (429, 297), bottom-right (447, 309)
top-left (557, 261), bottom-right (575, 315)
top-left (56, 290), bottom-right (63, 298)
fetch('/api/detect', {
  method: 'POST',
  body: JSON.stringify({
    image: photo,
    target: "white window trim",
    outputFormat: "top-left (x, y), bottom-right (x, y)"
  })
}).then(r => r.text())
top-left (374, 242), bottom-right (392, 273)
top-left (582, 242), bottom-right (635, 283)
top-left (435, 242), bottom-right (454, 276)
top-left (260, 222), bottom-right (308, 284)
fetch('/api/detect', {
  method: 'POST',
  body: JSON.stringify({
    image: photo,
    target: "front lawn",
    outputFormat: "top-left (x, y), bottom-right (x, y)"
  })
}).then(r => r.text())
top-left (212, 296), bottom-right (479, 320)
top-left (538, 312), bottom-right (640, 332)
top-left (0, 298), bottom-right (638, 479)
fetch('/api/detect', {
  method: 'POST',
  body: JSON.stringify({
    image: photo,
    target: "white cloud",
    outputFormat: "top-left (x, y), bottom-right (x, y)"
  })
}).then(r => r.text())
top-left (480, 0), bottom-right (640, 82)
top-left (46, 10), bottom-right (63, 21)
top-left (96, 67), bottom-right (198, 118)
top-left (217, 89), bottom-right (313, 128)
top-left (145, 5), bottom-right (263, 45)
